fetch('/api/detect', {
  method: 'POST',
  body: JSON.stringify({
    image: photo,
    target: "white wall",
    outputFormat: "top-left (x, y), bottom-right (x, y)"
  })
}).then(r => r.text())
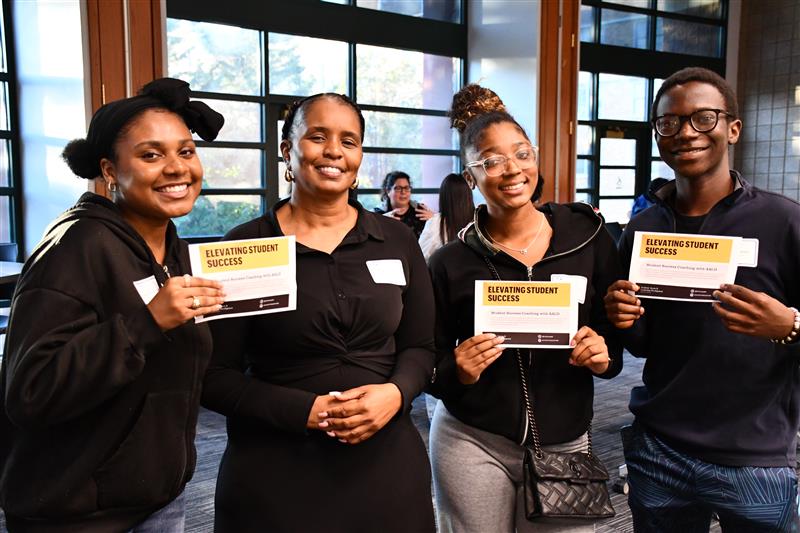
top-left (466, 0), bottom-right (540, 141)
top-left (14, 0), bottom-right (89, 256)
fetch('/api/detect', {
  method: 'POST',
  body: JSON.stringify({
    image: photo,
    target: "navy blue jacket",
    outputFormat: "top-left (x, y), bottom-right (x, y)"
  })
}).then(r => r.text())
top-left (620, 172), bottom-right (800, 467)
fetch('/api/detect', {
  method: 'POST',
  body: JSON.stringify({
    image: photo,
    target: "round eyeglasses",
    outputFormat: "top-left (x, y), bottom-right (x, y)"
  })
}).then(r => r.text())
top-left (465, 146), bottom-right (539, 177)
top-left (653, 109), bottom-right (735, 137)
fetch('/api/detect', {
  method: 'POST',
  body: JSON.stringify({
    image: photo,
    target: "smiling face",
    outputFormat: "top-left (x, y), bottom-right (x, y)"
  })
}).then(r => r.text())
top-left (655, 81), bottom-right (741, 182)
top-left (100, 109), bottom-right (202, 230)
top-left (387, 177), bottom-right (411, 210)
top-left (281, 97), bottom-right (363, 199)
top-left (465, 121), bottom-right (538, 212)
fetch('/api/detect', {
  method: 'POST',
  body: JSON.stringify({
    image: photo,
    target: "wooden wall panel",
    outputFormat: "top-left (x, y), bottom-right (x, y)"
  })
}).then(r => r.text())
top-left (85, 0), bottom-right (164, 195)
top-left (129, 0), bottom-right (164, 95)
top-left (537, 0), bottom-right (580, 204)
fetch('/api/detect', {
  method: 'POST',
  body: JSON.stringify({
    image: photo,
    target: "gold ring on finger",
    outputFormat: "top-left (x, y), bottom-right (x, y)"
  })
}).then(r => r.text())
top-left (191, 296), bottom-right (200, 310)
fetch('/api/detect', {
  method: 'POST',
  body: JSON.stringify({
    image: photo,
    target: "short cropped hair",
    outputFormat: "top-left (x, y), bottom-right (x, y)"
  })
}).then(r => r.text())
top-left (652, 67), bottom-right (739, 120)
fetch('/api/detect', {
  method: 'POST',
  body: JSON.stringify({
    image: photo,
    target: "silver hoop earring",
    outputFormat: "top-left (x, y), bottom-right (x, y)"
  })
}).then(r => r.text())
top-left (107, 182), bottom-right (118, 193)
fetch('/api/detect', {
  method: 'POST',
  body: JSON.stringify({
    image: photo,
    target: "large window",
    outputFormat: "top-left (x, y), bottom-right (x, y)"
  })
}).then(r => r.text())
top-left (355, 0), bottom-right (461, 23)
top-left (0, 0), bottom-right (20, 249)
top-left (577, 0), bottom-right (727, 224)
top-left (581, 0), bottom-right (725, 57)
top-left (166, 0), bottom-right (464, 238)
top-left (167, 20), bottom-right (265, 237)
top-left (576, 72), bottom-right (671, 223)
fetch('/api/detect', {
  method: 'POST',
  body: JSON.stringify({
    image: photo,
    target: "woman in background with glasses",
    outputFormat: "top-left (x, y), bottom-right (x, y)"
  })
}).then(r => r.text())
top-left (426, 84), bottom-right (623, 532)
top-left (375, 170), bottom-right (433, 238)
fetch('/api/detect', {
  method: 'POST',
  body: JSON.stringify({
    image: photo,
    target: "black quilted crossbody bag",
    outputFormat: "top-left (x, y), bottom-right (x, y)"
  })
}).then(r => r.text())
top-left (483, 257), bottom-right (615, 520)
top-left (517, 347), bottom-right (615, 519)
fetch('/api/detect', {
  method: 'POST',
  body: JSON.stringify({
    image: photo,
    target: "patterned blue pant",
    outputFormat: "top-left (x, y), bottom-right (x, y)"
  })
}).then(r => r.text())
top-left (622, 422), bottom-right (799, 532)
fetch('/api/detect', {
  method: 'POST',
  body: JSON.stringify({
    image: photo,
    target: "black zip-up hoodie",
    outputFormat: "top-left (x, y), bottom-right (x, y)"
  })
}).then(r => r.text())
top-left (428, 202), bottom-right (623, 445)
top-left (0, 192), bottom-right (212, 532)
top-left (620, 172), bottom-right (800, 467)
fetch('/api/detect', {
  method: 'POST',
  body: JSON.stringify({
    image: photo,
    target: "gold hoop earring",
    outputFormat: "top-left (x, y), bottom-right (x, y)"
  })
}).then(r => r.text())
top-left (107, 181), bottom-right (118, 193)
top-left (350, 176), bottom-right (359, 190)
top-left (284, 167), bottom-right (294, 183)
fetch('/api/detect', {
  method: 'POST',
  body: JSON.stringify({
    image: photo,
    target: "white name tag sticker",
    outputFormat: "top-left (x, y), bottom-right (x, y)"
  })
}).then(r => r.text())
top-left (736, 238), bottom-right (759, 268)
top-left (133, 275), bottom-right (159, 304)
top-left (551, 274), bottom-right (588, 304)
top-left (366, 259), bottom-right (406, 286)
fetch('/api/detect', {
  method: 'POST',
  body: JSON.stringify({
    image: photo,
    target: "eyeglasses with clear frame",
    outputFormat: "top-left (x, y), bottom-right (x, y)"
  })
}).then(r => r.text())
top-left (653, 109), bottom-right (735, 137)
top-left (465, 145), bottom-right (539, 177)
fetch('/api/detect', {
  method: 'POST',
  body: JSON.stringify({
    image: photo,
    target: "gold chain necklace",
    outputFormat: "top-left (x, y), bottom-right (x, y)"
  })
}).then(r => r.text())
top-left (485, 212), bottom-right (545, 256)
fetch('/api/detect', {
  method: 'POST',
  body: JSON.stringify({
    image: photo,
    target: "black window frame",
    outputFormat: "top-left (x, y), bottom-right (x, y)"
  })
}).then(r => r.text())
top-left (1, 0), bottom-right (22, 256)
top-left (166, 0), bottom-right (466, 241)
top-left (577, 0), bottom-right (728, 216)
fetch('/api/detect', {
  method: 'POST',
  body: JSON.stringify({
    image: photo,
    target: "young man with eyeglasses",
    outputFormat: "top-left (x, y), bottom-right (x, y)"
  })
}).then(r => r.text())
top-left (605, 67), bottom-right (800, 531)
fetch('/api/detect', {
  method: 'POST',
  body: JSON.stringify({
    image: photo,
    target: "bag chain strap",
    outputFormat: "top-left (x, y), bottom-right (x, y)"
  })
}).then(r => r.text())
top-left (482, 256), bottom-right (594, 458)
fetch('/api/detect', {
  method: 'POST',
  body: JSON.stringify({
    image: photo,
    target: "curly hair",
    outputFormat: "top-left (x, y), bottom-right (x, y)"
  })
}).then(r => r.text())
top-left (448, 84), bottom-right (543, 202)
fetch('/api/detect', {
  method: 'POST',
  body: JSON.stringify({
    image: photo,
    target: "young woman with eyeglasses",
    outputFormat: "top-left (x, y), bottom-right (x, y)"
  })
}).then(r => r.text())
top-left (426, 84), bottom-right (623, 532)
top-left (375, 170), bottom-right (433, 238)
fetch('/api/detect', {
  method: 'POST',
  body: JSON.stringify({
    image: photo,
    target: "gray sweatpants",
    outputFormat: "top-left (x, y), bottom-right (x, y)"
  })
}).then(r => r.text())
top-left (430, 404), bottom-right (596, 533)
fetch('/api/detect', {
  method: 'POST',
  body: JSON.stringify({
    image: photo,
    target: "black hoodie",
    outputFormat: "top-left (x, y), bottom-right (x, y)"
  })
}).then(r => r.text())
top-left (0, 192), bottom-right (212, 532)
top-left (428, 202), bottom-right (623, 445)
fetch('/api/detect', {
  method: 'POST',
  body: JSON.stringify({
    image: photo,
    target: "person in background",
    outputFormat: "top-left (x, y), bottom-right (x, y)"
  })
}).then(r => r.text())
top-left (428, 84), bottom-right (622, 533)
top-left (605, 67), bottom-right (800, 532)
top-left (0, 78), bottom-right (225, 532)
top-left (418, 172), bottom-right (475, 261)
top-left (374, 170), bottom-right (433, 238)
top-left (418, 172), bottom-right (476, 420)
top-left (202, 93), bottom-right (436, 533)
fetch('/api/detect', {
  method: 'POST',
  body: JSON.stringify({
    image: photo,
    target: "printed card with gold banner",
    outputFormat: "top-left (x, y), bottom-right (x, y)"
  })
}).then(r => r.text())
top-left (629, 231), bottom-right (741, 302)
top-left (188, 236), bottom-right (297, 322)
top-left (474, 280), bottom-right (578, 349)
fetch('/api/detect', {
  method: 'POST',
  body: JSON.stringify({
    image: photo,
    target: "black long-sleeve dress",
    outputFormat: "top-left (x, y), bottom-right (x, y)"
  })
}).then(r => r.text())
top-left (202, 198), bottom-right (436, 533)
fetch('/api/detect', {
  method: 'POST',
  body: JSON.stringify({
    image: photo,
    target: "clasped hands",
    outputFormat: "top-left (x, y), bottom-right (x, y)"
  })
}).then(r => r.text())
top-left (306, 383), bottom-right (402, 445)
top-left (604, 280), bottom-right (795, 340)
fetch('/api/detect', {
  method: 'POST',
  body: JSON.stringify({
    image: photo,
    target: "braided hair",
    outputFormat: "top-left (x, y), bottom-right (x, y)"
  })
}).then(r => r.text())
top-left (281, 93), bottom-right (365, 143)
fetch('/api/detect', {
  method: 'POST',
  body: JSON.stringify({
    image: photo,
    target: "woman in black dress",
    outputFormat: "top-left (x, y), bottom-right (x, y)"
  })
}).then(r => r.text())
top-left (202, 93), bottom-right (436, 533)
